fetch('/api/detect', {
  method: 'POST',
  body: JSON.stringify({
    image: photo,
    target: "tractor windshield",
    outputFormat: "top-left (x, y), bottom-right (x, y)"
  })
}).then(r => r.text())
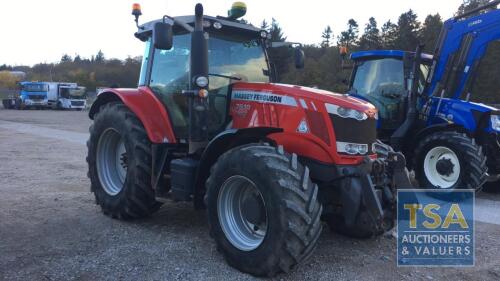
top-left (147, 32), bottom-right (268, 138)
top-left (351, 58), bottom-right (405, 100)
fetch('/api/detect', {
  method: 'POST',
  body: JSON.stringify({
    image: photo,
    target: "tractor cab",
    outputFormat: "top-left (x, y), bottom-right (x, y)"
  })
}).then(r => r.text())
top-left (349, 50), bottom-right (433, 140)
top-left (135, 14), bottom-right (272, 141)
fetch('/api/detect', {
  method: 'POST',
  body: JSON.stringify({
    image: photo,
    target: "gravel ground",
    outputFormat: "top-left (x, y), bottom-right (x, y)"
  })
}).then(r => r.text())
top-left (0, 108), bottom-right (499, 281)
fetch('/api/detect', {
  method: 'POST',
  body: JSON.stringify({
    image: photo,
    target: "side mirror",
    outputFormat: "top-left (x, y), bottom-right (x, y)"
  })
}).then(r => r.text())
top-left (153, 22), bottom-right (173, 50)
top-left (294, 48), bottom-right (305, 69)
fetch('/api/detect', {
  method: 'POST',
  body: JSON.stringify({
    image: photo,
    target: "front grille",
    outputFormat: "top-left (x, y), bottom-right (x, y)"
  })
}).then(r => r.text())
top-left (329, 114), bottom-right (377, 151)
top-left (71, 101), bottom-right (85, 106)
top-left (28, 95), bottom-right (45, 100)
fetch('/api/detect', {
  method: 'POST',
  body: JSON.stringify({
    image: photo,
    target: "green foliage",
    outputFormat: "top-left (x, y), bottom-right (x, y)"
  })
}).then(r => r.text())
top-left (338, 19), bottom-right (359, 47)
top-left (9, 50), bottom-right (142, 91)
top-left (420, 14), bottom-right (443, 51)
top-left (321, 26), bottom-right (333, 48)
top-left (395, 10), bottom-right (420, 51)
top-left (457, 0), bottom-right (492, 15)
top-left (359, 17), bottom-right (382, 50)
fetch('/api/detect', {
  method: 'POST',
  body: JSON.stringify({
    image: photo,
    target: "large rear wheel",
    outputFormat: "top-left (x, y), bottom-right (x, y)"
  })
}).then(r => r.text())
top-left (206, 145), bottom-right (322, 277)
top-left (87, 102), bottom-right (161, 219)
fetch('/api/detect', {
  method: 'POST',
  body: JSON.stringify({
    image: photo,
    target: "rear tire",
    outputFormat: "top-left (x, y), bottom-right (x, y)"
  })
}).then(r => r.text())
top-left (87, 102), bottom-right (161, 219)
top-left (206, 145), bottom-right (322, 277)
top-left (414, 132), bottom-right (487, 190)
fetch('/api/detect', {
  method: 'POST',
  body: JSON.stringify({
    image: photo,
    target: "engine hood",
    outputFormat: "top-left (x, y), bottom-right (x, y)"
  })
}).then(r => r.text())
top-left (232, 82), bottom-right (377, 114)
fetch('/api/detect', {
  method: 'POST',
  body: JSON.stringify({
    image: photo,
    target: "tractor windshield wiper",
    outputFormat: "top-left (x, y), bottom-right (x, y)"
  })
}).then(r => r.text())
top-left (208, 73), bottom-right (242, 81)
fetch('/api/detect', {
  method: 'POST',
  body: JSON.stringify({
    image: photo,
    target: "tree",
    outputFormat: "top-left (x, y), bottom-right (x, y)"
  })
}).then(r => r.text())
top-left (337, 19), bottom-right (359, 48)
top-left (0, 71), bottom-right (20, 89)
top-left (260, 19), bottom-right (269, 30)
top-left (74, 54), bottom-right (82, 63)
top-left (269, 18), bottom-right (286, 42)
top-left (60, 54), bottom-right (72, 63)
top-left (420, 14), bottom-right (443, 52)
top-left (457, 0), bottom-right (491, 15)
top-left (394, 10), bottom-right (421, 51)
top-left (359, 17), bottom-right (382, 50)
top-left (321, 26), bottom-right (333, 48)
top-left (95, 50), bottom-right (105, 63)
top-left (381, 20), bottom-right (398, 49)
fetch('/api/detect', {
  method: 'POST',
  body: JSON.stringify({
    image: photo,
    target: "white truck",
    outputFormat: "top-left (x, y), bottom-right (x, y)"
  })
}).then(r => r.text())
top-left (47, 82), bottom-right (87, 110)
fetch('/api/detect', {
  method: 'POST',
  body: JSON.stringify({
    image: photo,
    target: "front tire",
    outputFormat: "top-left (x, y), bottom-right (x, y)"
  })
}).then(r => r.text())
top-left (87, 102), bottom-right (161, 219)
top-left (415, 132), bottom-right (487, 190)
top-left (206, 145), bottom-right (322, 277)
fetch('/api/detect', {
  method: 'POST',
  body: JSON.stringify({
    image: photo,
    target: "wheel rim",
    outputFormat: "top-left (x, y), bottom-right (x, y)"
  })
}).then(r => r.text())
top-left (423, 146), bottom-right (460, 189)
top-left (96, 128), bottom-right (127, 196)
top-left (217, 175), bottom-right (268, 251)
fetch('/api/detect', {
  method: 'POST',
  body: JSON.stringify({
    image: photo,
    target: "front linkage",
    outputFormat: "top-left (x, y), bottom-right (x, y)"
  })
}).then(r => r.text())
top-left (327, 141), bottom-right (412, 238)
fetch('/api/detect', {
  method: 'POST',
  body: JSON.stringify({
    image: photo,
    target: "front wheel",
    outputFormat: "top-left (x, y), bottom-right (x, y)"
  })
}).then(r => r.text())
top-left (206, 145), bottom-right (322, 277)
top-left (415, 132), bottom-right (487, 190)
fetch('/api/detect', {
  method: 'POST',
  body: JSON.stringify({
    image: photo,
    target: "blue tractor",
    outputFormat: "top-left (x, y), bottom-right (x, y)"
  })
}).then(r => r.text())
top-left (347, 1), bottom-right (500, 190)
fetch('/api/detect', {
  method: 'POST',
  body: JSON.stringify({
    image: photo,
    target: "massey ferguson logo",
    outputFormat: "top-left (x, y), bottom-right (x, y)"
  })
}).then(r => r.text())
top-left (232, 90), bottom-right (298, 107)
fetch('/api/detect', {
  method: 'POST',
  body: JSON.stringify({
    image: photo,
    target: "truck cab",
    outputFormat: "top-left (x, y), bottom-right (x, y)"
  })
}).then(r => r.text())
top-left (18, 82), bottom-right (49, 109)
top-left (47, 82), bottom-right (87, 110)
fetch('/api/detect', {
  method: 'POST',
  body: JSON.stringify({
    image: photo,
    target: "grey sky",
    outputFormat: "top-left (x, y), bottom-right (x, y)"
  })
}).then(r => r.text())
top-left (0, 0), bottom-right (463, 66)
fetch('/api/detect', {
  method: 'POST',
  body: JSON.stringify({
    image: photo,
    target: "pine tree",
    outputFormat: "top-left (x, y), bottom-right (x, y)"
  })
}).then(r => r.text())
top-left (394, 10), bottom-right (421, 51)
top-left (381, 20), bottom-right (398, 49)
top-left (95, 50), bottom-right (105, 63)
top-left (321, 26), bottom-right (333, 48)
top-left (456, 0), bottom-right (491, 15)
top-left (420, 14), bottom-right (443, 52)
top-left (337, 19), bottom-right (359, 48)
top-left (260, 19), bottom-right (269, 30)
top-left (270, 18), bottom-right (286, 42)
top-left (359, 17), bottom-right (382, 50)
top-left (60, 54), bottom-right (72, 63)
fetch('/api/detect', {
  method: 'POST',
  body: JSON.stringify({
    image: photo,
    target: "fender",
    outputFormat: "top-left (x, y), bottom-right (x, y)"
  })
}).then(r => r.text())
top-left (414, 123), bottom-right (468, 144)
top-left (193, 127), bottom-right (282, 209)
top-left (89, 87), bottom-right (176, 144)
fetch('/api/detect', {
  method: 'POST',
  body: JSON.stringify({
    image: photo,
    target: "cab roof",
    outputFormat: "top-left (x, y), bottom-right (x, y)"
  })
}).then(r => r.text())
top-left (351, 50), bottom-right (434, 62)
top-left (135, 15), bottom-right (263, 41)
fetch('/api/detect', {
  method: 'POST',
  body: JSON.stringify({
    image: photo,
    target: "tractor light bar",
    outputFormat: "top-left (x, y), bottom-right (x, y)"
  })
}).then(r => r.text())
top-left (337, 141), bottom-right (369, 155)
top-left (491, 115), bottom-right (500, 132)
top-left (325, 104), bottom-right (368, 121)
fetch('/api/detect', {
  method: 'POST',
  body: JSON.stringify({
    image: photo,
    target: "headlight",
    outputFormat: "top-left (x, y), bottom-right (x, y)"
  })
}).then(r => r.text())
top-left (195, 76), bottom-right (209, 88)
top-left (337, 141), bottom-right (369, 155)
top-left (491, 115), bottom-right (500, 132)
top-left (326, 104), bottom-right (368, 121)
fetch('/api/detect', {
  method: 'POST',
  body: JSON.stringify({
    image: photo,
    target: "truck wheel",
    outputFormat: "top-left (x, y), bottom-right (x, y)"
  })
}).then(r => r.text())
top-left (415, 132), bottom-right (487, 190)
top-left (206, 145), bottom-right (322, 277)
top-left (87, 102), bottom-right (161, 219)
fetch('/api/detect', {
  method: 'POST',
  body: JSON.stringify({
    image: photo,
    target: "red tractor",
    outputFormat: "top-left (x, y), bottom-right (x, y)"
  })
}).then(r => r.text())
top-left (87, 3), bottom-right (411, 277)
